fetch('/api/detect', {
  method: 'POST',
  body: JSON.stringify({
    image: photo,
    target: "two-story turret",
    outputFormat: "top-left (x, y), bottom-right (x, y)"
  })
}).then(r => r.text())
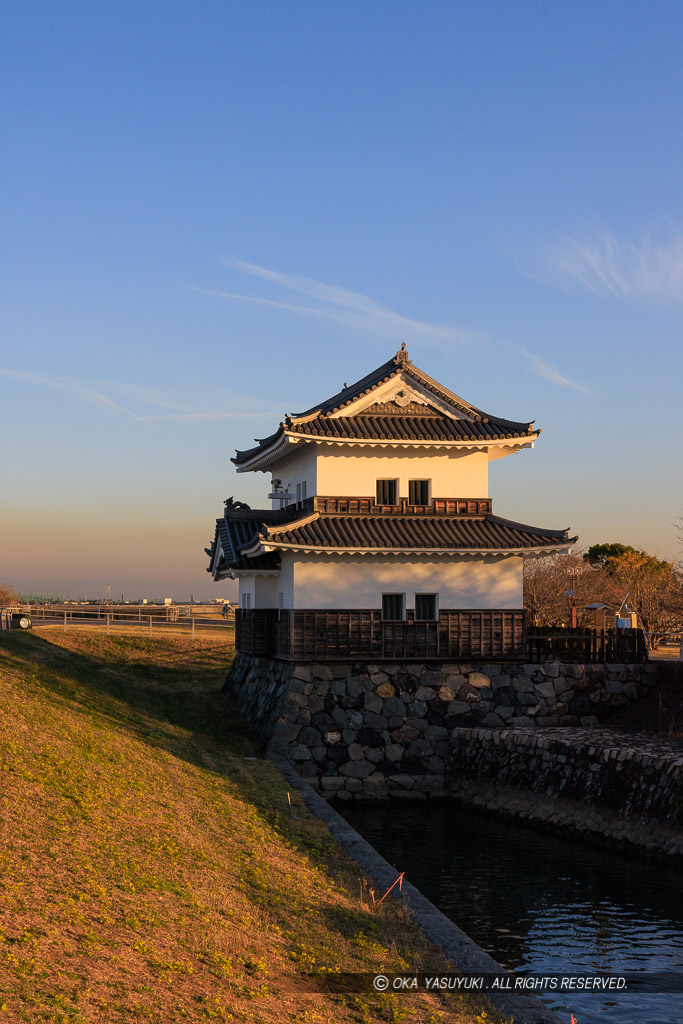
top-left (207, 347), bottom-right (575, 660)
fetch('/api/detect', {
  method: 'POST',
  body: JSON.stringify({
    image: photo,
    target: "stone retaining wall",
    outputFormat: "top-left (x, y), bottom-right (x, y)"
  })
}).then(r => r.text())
top-left (448, 727), bottom-right (683, 861)
top-left (225, 653), bottom-right (656, 800)
top-left (225, 654), bottom-right (681, 858)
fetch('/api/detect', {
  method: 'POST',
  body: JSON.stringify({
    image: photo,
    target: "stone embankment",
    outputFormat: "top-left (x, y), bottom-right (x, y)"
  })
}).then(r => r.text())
top-left (226, 653), bottom-right (680, 859)
top-left (449, 727), bottom-right (683, 861)
top-left (226, 653), bottom-right (656, 791)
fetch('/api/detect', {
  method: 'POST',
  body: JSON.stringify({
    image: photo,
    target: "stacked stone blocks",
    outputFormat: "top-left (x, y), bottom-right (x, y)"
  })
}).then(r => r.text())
top-left (225, 654), bottom-right (656, 800)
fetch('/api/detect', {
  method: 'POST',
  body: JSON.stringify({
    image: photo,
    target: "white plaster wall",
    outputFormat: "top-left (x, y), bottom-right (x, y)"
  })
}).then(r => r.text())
top-left (268, 445), bottom-right (317, 508)
top-left (291, 554), bottom-right (523, 609)
top-left (278, 552), bottom-right (295, 607)
top-left (238, 576), bottom-right (255, 609)
top-left (254, 575), bottom-right (281, 608)
top-left (315, 447), bottom-right (488, 498)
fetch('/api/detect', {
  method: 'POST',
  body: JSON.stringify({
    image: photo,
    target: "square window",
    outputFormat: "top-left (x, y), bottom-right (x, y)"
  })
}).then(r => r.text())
top-left (382, 593), bottom-right (405, 621)
top-left (415, 594), bottom-right (437, 620)
top-left (376, 479), bottom-right (398, 505)
top-left (409, 479), bottom-right (430, 505)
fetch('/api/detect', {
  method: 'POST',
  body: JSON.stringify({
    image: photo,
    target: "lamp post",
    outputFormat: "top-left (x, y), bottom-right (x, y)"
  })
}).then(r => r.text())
top-left (565, 566), bottom-right (587, 628)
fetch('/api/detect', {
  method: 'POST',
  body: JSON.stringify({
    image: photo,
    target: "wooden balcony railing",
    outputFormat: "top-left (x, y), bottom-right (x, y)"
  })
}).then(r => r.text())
top-left (236, 612), bottom-right (649, 663)
top-left (309, 496), bottom-right (492, 516)
top-left (236, 608), bottom-right (525, 661)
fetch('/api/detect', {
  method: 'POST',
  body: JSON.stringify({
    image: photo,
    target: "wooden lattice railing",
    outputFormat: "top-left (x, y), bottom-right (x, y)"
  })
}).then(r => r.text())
top-left (236, 611), bottom-right (648, 663)
top-left (237, 608), bottom-right (525, 661)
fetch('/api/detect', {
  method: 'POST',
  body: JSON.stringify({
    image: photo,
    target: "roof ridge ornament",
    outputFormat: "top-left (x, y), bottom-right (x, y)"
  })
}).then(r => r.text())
top-left (394, 342), bottom-right (410, 364)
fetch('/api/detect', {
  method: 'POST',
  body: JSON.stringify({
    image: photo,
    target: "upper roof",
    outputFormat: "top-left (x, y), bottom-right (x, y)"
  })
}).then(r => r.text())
top-left (286, 413), bottom-right (531, 444)
top-left (292, 347), bottom-right (476, 417)
top-left (233, 347), bottom-right (539, 469)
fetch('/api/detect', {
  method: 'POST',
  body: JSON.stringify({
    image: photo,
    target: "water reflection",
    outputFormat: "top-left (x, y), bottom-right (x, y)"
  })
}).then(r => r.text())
top-left (342, 802), bottom-right (683, 1024)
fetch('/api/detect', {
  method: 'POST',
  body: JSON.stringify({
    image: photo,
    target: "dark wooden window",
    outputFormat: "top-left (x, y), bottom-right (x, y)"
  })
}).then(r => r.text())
top-left (409, 480), bottom-right (430, 505)
top-left (382, 593), bottom-right (405, 620)
top-left (376, 479), bottom-right (397, 505)
top-left (415, 593), bottom-right (437, 620)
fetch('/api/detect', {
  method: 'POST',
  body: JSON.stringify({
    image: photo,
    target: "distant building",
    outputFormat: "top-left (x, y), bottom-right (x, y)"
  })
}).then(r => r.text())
top-left (206, 347), bottom-right (575, 660)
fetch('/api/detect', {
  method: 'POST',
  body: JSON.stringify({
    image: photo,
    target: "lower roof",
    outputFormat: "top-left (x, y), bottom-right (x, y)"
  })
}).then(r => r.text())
top-left (249, 512), bottom-right (574, 556)
top-left (207, 516), bottom-right (281, 577)
top-left (208, 498), bottom-right (576, 579)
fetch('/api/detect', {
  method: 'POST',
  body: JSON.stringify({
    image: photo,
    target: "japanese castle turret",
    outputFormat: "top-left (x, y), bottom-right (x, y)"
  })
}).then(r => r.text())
top-left (207, 346), bottom-right (576, 661)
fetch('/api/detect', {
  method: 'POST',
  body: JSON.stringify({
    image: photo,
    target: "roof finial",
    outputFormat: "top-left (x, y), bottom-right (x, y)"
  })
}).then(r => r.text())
top-left (395, 341), bottom-right (409, 363)
top-left (401, 341), bottom-right (406, 350)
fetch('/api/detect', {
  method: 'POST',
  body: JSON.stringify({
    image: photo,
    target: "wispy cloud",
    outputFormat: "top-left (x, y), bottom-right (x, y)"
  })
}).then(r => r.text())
top-left (515, 349), bottom-right (591, 394)
top-left (192, 256), bottom-right (474, 344)
top-left (0, 367), bottom-right (279, 422)
top-left (528, 228), bottom-right (683, 303)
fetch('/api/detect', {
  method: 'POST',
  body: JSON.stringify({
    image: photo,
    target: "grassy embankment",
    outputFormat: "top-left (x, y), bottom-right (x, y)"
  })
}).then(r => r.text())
top-left (0, 629), bottom-right (505, 1024)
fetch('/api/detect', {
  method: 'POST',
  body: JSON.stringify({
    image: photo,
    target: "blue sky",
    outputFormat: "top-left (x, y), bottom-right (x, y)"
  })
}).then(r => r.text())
top-left (2, 1), bottom-right (682, 599)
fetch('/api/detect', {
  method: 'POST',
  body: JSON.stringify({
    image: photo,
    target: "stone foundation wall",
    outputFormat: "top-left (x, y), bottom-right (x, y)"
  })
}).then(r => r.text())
top-left (225, 654), bottom-right (682, 857)
top-left (224, 654), bottom-right (657, 800)
top-left (448, 727), bottom-right (683, 861)
top-left (224, 653), bottom-right (295, 744)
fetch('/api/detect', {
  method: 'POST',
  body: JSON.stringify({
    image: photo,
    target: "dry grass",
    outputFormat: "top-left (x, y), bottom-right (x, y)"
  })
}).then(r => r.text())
top-left (0, 629), bottom-right (504, 1024)
top-left (650, 643), bottom-right (682, 661)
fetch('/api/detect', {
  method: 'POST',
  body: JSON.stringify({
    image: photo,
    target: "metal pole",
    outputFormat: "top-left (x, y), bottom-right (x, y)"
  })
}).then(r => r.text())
top-left (106, 613), bottom-right (110, 634)
top-left (192, 617), bottom-right (195, 639)
top-left (63, 611), bottom-right (67, 633)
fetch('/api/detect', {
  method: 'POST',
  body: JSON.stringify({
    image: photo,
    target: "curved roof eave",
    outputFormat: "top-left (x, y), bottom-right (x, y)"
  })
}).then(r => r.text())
top-left (254, 541), bottom-right (576, 556)
top-left (231, 349), bottom-right (539, 467)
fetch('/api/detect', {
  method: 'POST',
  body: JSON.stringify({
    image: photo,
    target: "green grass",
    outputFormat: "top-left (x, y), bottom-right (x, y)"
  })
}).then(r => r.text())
top-left (0, 629), bottom-right (506, 1024)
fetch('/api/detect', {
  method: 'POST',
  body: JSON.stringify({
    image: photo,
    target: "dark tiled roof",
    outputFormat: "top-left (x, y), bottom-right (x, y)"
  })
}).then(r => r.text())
top-left (288, 414), bottom-right (532, 443)
top-left (292, 353), bottom-right (412, 417)
top-left (261, 513), bottom-right (573, 552)
top-left (209, 515), bottom-right (281, 574)
top-left (232, 348), bottom-right (538, 466)
top-left (290, 347), bottom-right (498, 420)
top-left (233, 427), bottom-right (284, 465)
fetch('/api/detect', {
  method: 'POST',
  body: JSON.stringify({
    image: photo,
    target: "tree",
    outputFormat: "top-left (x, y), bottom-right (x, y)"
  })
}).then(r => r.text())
top-left (584, 542), bottom-right (637, 566)
top-left (598, 548), bottom-right (683, 641)
top-left (524, 551), bottom-right (601, 628)
top-left (525, 543), bottom-right (683, 641)
top-left (0, 583), bottom-right (19, 606)
top-left (581, 543), bottom-right (683, 645)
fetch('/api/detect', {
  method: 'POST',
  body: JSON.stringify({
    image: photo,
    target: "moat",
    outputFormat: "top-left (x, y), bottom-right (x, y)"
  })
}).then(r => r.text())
top-left (342, 802), bottom-right (683, 1024)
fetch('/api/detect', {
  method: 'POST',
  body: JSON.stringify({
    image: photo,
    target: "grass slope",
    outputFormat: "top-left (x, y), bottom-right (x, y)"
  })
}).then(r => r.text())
top-left (0, 630), bottom-right (503, 1024)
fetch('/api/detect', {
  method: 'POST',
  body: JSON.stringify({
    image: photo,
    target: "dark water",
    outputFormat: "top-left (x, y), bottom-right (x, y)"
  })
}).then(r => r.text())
top-left (342, 802), bottom-right (683, 1024)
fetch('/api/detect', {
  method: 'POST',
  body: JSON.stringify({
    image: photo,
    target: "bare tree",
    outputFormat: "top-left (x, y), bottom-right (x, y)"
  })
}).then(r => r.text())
top-left (524, 551), bottom-right (604, 628)
top-left (0, 583), bottom-right (19, 606)
top-left (675, 514), bottom-right (683, 577)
